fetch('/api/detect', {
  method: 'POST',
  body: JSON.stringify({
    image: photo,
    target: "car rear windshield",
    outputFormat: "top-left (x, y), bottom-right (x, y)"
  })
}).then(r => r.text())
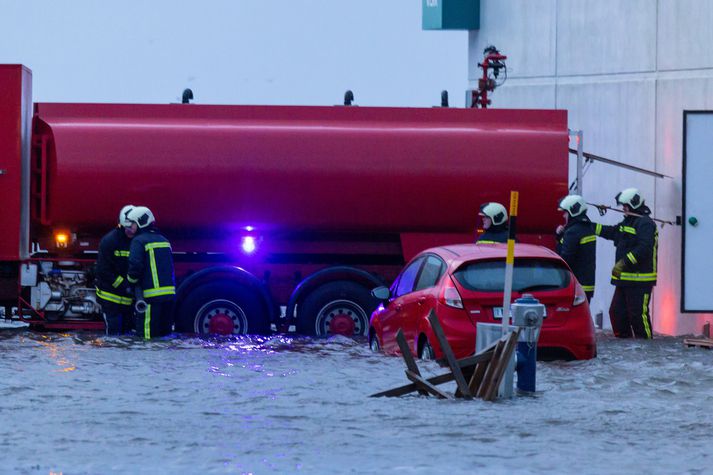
top-left (453, 259), bottom-right (571, 293)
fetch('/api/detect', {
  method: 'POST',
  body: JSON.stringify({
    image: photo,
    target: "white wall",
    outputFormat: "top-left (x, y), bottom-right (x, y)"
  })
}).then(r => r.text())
top-left (470, 0), bottom-right (713, 336)
top-left (0, 0), bottom-right (467, 107)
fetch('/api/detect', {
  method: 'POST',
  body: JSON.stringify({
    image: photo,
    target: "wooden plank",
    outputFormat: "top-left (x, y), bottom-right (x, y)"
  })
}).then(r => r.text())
top-left (427, 310), bottom-right (472, 399)
top-left (405, 370), bottom-right (453, 400)
top-left (476, 338), bottom-right (506, 399)
top-left (395, 329), bottom-right (428, 396)
top-left (684, 337), bottom-right (713, 349)
top-left (370, 348), bottom-right (495, 398)
top-left (455, 340), bottom-right (498, 368)
top-left (464, 336), bottom-right (500, 395)
top-left (396, 329), bottom-right (421, 375)
top-left (457, 350), bottom-right (495, 397)
top-left (482, 331), bottom-right (518, 401)
top-left (484, 330), bottom-right (521, 402)
top-left (467, 361), bottom-right (488, 395)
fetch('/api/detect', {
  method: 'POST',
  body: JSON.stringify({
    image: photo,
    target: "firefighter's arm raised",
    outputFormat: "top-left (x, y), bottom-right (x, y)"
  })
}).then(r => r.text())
top-left (593, 222), bottom-right (618, 241)
top-left (626, 218), bottom-right (656, 267)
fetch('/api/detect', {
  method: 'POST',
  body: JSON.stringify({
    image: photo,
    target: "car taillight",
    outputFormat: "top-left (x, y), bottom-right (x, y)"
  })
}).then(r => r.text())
top-left (440, 276), bottom-right (464, 309)
top-left (573, 281), bottom-right (587, 306)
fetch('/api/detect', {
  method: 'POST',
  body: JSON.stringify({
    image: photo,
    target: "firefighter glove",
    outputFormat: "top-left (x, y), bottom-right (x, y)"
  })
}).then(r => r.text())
top-left (612, 259), bottom-right (626, 278)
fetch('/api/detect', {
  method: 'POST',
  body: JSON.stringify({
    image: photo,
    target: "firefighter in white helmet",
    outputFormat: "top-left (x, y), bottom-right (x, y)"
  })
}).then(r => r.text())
top-left (125, 206), bottom-right (176, 339)
top-left (555, 195), bottom-right (596, 302)
top-left (476, 202), bottom-right (509, 244)
top-left (594, 188), bottom-right (658, 339)
top-left (95, 204), bottom-right (136, 334)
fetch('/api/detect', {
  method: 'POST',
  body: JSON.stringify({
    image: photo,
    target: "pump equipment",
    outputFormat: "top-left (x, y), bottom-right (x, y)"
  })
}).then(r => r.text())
top-left (471, 45), bottom-right (507, 109)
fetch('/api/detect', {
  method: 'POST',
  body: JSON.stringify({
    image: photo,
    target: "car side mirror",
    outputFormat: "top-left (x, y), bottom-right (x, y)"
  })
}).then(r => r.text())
top-left (371, 286), bottom-right (390, 301)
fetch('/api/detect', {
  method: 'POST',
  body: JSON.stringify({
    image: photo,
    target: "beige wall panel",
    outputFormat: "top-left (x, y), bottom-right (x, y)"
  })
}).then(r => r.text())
top-left (658, 0), bottom-right (713, 71)
top-left (556, 0), bottom-right (656, 76)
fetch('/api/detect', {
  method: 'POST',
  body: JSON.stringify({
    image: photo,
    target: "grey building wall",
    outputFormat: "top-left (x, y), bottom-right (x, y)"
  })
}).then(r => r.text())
top-left (469, 0), bottom-right (713, 336)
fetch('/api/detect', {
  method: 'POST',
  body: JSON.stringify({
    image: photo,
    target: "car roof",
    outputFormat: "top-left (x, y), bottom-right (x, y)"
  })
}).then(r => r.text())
top-left (419, 243), bottom-right (562, 269)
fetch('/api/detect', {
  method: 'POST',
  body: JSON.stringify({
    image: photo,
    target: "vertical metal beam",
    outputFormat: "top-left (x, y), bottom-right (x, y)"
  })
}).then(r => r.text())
top-left (569, 129), bottom-right (584, 195)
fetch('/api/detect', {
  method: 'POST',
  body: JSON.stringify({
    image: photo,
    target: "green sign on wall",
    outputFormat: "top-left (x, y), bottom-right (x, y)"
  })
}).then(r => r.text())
top-left (422, 0), bottom-right (480, 30)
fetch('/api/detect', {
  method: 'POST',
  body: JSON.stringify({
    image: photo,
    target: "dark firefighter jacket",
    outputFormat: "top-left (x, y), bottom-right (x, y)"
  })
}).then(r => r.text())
top-left (556, 216), bottom-right (596, 293)
top-left (95, 227), bottom-right (133, 306)
top-left (595, 205), bottom-right (658, 288)
top-left (127, 226), bottom-right (176, 303)
top-left (476, 224), bottom-right (509, 244)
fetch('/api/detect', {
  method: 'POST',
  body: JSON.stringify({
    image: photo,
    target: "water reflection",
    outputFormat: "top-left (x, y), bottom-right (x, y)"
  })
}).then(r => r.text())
top-left (5, 330), bottom-right (712, 474)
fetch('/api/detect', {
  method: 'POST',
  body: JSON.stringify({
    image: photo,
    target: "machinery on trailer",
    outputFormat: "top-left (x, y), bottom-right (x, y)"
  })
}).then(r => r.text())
top-left (0, 64), bottom-right (569, 335)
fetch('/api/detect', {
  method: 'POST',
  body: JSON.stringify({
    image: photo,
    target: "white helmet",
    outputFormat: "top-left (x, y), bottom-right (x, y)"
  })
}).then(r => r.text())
top-left (558, 195), bottom-right (587, 217)
top-left (126, 206), bottom-right (155, 229)
top-left (479, 202), bottom-right (508, 226)
top-left (615, 188), bottom-right (644, 209)
top-left (118, 204), bottom-right (135, 228)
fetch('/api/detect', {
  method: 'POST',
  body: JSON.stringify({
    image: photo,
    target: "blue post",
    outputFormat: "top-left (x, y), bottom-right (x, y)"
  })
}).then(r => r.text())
top-left (511, 294), bottom-right (544, 396)
top-left (516, 341), bottom-right (537, 393)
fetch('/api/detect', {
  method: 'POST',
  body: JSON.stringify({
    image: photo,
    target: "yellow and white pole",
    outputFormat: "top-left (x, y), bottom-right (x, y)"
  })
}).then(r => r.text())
top-left (502, 191), bottom-right (518, 336)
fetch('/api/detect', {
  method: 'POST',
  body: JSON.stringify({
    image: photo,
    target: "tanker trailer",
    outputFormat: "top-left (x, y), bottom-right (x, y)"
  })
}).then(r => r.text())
top-left (0, 64), bottom-right (569, 335)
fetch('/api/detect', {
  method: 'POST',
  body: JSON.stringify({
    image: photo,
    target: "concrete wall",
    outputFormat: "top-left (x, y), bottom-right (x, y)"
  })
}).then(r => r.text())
top-left (470, 0), bottom-right (713, 336)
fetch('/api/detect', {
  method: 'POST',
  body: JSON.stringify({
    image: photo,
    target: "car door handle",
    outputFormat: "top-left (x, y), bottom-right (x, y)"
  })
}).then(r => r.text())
top-left (417, 297), bottom-right (426, 306)
top-left (395, 304), bottom-right (402, 312)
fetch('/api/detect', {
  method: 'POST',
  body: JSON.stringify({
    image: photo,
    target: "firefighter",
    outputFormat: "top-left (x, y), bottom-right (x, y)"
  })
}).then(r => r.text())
top-left (594, 188), bottom-right (658, 339)
top-left (125, 206), bottom-right (176, 339)
top-left (555, 195), bottom-right (596, 302)
top-left (476, 202), bottom-right (509, 244)
top-left (95, 204), bottom-right (136, 335)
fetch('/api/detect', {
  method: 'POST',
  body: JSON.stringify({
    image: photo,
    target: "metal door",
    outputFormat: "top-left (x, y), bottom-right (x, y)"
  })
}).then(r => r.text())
top-left (682, 111), bottom-right (713, 311)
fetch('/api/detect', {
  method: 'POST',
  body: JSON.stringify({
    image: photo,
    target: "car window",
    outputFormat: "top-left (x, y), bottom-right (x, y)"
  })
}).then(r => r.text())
top-left (454, 258), bottom-right (571, 292)
top-left (394, 257), bottom-right (425, 297)
top-left (414, 255), bottom-right (446, 291)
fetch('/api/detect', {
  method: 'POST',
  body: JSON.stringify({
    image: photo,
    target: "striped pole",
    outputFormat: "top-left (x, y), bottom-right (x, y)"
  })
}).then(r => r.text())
top-left (502, 191), bottom-right (519, 336)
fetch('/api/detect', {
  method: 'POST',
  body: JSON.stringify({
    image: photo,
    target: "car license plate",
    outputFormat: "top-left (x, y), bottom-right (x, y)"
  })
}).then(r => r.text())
top-left (492, 306), bottom-right (548, 319)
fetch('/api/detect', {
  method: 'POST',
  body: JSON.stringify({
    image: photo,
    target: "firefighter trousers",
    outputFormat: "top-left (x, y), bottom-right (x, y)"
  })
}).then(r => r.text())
top-left (101, 300), bottom-right (135, 335)
top-left (609, 286), bottom-right (653, 339)
top-left (134, 301), bottom-right (174, 339)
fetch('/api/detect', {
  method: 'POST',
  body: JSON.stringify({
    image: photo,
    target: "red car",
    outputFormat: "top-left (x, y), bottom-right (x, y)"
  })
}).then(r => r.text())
top-left (369, 243), bottom-right (597, 361)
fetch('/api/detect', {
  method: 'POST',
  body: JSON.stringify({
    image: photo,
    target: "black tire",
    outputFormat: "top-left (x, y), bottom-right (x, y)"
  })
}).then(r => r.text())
top-left (419, 339), bottom-right (435, 361)
top-left (369, 330), bottom-right (381, 353)
top-left (296, 281), bottom-right (379, 337)
top-left (175, 282), bottom-right (270, 335)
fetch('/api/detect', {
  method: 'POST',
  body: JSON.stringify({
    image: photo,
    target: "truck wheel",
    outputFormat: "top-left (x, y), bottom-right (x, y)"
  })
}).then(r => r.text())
top-left (176, 283), bottom-right (269, 335)
top-left (296, 281), bottom-right (378, 337)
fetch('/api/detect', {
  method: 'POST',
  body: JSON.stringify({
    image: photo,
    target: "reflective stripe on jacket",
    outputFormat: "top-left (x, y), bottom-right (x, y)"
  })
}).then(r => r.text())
top-left (127, 227), bottom-right (176, 303)
top-left (594, 206), bottom-right (658, 287)
top-left (476, 225), bottom-right (509, 244)
top-left (95, 227), bottom-right (132, 306)
top-left (556, 216), bottom-right (596, 293)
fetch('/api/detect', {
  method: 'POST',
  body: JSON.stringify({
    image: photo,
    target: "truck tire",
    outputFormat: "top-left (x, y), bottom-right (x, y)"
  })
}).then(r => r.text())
top-left (175, 282), bottom-right (270, 335)
top-left (296, 281), bottom-right (378, 337)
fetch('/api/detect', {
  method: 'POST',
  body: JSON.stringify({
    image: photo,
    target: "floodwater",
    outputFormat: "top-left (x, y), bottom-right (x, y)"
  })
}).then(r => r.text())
top-left (1, 328), bottom-right (712, 475)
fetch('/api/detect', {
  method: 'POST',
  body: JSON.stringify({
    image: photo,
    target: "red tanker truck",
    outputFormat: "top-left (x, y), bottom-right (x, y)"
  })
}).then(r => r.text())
top-left (0, 64), bottom-right (569, 336)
